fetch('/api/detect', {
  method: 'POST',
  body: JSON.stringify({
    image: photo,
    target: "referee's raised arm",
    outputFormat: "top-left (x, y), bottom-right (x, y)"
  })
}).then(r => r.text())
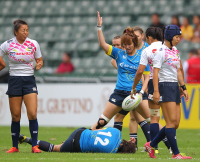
top-left (96, 11), bottom-right (110, 54)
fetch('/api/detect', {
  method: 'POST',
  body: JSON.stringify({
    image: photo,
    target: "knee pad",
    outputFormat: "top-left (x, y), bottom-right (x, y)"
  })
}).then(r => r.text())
top-left (146, 117), bottom-right (150, 123)
top-left (96, 114), bottom-right (110, 129)
top-left (150, 109), bottom-right (160, 117)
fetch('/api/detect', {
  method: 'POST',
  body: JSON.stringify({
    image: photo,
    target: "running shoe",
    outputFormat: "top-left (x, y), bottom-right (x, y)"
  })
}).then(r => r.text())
top-left (144, 142), bottom-right (156, 158)
top-left (32, 145), bottom-right (42, 153)
top-left (6, 147), bottom-right (19, 153)
top-left (172, 154), bottom-right (192, 159)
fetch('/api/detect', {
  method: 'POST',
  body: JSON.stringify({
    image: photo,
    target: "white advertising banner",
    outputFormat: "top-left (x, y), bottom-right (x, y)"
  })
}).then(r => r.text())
top-left (0, 83), bottom-right (117, 127)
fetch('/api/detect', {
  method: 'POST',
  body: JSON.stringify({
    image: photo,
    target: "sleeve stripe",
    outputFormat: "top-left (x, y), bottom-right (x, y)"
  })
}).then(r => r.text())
top-left (105, 45), bottom-right (112, 56)
top-left (143, 71), bottom-right (150, 75)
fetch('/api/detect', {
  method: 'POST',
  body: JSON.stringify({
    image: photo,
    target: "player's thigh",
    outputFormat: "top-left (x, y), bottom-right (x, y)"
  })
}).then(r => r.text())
top-left (131, 110), bottom-right (145, 123)
top-left (135, 100), bottom-right (150, 119)
top-left (160, 102), bottom-right (177, 127)
top-left (9, 96), bottom-right (23, 121)
top-left (23, 93), bottom-right (38, 120)
top-left (102, 101), bottom-right (122, 119)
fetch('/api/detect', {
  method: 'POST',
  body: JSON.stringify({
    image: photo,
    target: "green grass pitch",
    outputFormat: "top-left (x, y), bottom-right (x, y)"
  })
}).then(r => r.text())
top-left (0, 126), bottom-right (200, 162)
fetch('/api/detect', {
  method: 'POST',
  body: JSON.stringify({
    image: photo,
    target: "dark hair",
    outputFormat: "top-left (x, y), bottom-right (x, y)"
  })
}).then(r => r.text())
top-left (118, 140), bottom-right (136, 153)
top-left (64, 51), bottom-right (72, 58)
top-left (133, 26), bottom-right (144, 34)
top-left (145, 27), bottom-right (163, 41)
top-left (121, 26), bottom-right (139, 48)
top-left (13, 19), bottom-right (28, 36)
top-left (188, 48), bottom-right (198, 55)
top-left (113, 35), bottom-right (121, 40)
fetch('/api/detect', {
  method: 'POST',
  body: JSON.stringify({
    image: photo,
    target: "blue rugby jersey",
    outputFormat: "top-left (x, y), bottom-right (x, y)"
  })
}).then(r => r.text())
top-left (106, 42), bottom-right (150, 91)
top-left (79, 128), bottom-right (121, 153)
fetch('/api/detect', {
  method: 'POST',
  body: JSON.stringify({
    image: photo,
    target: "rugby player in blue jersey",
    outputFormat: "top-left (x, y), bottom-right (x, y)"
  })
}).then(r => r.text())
top-left (111, 28), bottom-right (151, 149)
top-left (91, 12), bottom-right (150, 138)
top-left (18, 127), bottom-right (136, 153)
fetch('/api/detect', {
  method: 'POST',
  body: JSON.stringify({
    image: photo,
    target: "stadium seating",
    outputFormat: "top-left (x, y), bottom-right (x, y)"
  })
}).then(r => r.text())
top-left (0, 0), bottom-right (199, 81)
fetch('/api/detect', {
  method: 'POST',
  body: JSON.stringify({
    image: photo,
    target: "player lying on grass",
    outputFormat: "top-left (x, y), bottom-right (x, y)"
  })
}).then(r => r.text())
top-left (18, 127), bottom-right (136, 153)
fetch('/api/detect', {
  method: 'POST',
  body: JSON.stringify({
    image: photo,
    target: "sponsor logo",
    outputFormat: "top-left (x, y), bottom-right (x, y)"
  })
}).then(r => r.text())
top-left (152, 49), bottom-right (157, 53)
top-left (33, 131), bottom-right (38, 134)
top-left (111, 98), bottom-right (116, 102)
top-left (32, 87), bottom-right (37, 91)
top-left (123, 55), bottom-right (127, 59)
top-left (119, 62), bottom-right (124, 67)
top-left (10, 52), bottom-right (16, 56)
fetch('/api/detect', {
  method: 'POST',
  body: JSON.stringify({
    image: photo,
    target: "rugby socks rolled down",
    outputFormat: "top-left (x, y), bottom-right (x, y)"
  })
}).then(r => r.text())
top-left (11, 121), bottom-right (20, 148)
top-left (150, 123), bottom-right (159, 149)
top-left (150, 126), bottom-right (166, 148)
top-left (165, 128), bottom-right (180, 155)
top-left (24, 138), bottom-right (54, 152)
top-left (113, 122), bottom-right (123, 131)
top-left (29, 119), bottom-right (38, 147)
top-left (139, 120), bottom-right (151, 142)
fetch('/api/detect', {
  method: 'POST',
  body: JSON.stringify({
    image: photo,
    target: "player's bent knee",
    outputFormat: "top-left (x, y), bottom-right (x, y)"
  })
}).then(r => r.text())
top-left (11, 114), bottom-right (21, 122)
top-left (96, 114), bottom-right (110, 129)
top-left (114, 113), bottom-right (124, 122)
top-left (175, 122), bottom-right (180, 129)
top-left (130, 115), bottom-right (136, 122)
top-left (28, 114), bottom-right (37, 120)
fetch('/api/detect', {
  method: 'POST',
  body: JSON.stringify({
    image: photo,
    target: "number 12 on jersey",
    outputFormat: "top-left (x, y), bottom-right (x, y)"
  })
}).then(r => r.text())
top-left (94, 131), bottom-right (112, 146)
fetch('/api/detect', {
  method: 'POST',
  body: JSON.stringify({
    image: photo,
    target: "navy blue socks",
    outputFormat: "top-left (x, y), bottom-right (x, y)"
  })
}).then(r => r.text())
top-left (150, 123), bottom-right (159, 149)
top-left (24, 138), bottom-right (54, 152)
top-left (165, 128), bottom-right (180, 155)
top-left (139, 120), bottom-right (151, 142)
top-left (11, 121), bottom-right (20, 148)
top-left (113, 122), bottom-right (123, 131)
top-left (29, 119), bottom-right (38, 147)
top-left (163, 137), bottom-right (171, 149)
top-left (150, 126), bottom-right (166, 148)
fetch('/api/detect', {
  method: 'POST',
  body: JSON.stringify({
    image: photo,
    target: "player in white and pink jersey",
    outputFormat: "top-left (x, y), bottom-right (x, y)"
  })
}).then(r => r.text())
top-left (132, 27), bottom-right (172, 154)
top-left (145, 25), bottom-right (192, 159)
top-left (0, 19), bottom-right (43, 153)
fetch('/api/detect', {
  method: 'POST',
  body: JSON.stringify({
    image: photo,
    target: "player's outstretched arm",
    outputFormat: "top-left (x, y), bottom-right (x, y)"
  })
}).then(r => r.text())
top-left (97, 11), bottom-right (110, 54)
